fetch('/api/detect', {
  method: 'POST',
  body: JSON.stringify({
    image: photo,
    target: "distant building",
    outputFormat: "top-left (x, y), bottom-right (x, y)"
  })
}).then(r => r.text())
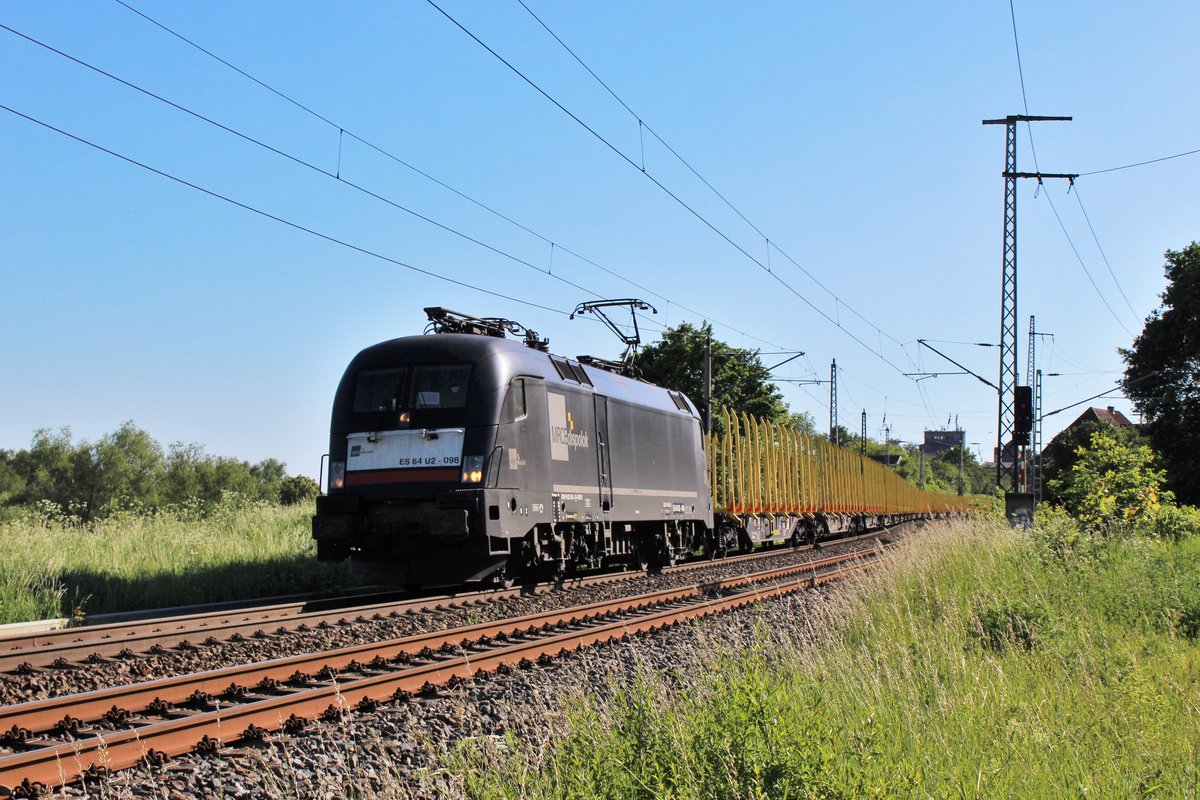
top-left (923, 429), bottom-right (964, 455)
top-left (1065, 405), bottom-right (1133, 430)
top-left (1042, 405), bottom-right (1134, 457)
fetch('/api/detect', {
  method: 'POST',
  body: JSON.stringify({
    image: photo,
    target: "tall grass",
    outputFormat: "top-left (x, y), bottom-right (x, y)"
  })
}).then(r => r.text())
top-left (0, 502), bottom-right (353, 624)
top-left (456, 520), bottom-right (1200, 797)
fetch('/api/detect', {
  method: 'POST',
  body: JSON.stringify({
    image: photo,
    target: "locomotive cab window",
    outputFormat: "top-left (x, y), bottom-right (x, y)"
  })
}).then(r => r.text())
top-left (410, 366), bottom-right (471, 409)
top-left (353, 367), bottom-right (409, 413)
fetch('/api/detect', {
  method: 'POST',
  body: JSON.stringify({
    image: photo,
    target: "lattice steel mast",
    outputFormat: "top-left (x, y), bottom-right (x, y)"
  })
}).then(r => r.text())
top-left (981, 114), bottom-right (1073, 491)
top-left (829, 359), bottom-right (838, 445)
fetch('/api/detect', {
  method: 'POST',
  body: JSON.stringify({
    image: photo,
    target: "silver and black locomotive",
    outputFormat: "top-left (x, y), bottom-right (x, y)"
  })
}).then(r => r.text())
top-left (313, 307), bottom-right (711, 586)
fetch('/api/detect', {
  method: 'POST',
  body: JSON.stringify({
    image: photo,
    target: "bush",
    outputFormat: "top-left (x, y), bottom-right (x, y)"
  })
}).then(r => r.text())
top-left (280, 475), bottom-right (319, 506)
top-left (1049, 429), bottom-right (1169, 530)
top-left (1138, 503), bottom-right (1200, 541)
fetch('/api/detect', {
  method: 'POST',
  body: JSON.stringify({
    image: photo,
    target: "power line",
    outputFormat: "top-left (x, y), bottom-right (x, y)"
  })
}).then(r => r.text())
top-left (0, 22), bottom-right (605, 301)
top-left (1008, 0), bottom-right (1045, 175)
top-left (515, 0), bottom-right (914, 360)
top-left (1039, 189), bottom-right (1137, 339)
top-left (0, 102), bottom-right (570, 317)
top-left (427, 0), bottom-right (912, 376)
top-left (1079, 146), bottom-right (1200, 177)
top-left (108, 0), bottom-right (792, 354)
top-left (1071, 185), bottom-right (1142, 326)
top-left (1004, 6), bottom-right (1137, 341)
top-left (105, 1), bottom-right (936, 420)
top-left (112, 0), bottom-right (339, 129)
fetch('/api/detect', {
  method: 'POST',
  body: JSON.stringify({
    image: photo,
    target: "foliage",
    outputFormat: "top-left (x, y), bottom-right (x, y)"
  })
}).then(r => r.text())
top-left (456, 521), bottom-right (1200, 797)
top-left (0, 423), bottom-right (312, 520)
top-left (280, 474), bottom-right (320, 506)
top-left (0, 503), bottom-right (352, 624)
top-left (1048, 428), bottom-right (1170, 531)
top-left (887, 442), bottom-right (993, 496)
top-left (632, 322), bottom-right (788, 422)
top-left (1040, 420), bottom-right (1149, 507)
top-left (1121, 241), bottom-right (1200, 505)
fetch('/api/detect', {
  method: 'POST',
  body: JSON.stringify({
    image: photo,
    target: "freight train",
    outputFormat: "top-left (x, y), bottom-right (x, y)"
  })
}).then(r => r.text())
top-left (312, 308), bottom-right (973, 587)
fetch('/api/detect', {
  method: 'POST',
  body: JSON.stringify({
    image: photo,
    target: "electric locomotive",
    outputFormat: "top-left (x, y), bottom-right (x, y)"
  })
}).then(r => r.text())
top-left (312, 308), bottom-right (712, 587)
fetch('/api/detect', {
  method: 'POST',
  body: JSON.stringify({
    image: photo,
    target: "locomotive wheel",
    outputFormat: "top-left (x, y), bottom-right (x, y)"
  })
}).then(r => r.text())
top-left (631, 542), bottom-right (650, 573)
top-left (491, 567), bottom-right (515, 590)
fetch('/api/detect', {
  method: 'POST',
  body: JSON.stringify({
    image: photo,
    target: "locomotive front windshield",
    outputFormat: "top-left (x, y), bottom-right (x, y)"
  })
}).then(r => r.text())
top-left (350, 365), bottom-right (472, 430)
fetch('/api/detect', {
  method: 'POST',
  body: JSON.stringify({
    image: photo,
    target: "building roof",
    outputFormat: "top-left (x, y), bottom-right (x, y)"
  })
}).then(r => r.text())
top-left (1068, 406), bottom-right (1134, 429)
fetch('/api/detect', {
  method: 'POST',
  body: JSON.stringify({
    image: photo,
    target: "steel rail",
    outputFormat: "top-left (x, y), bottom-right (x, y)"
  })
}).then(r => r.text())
top-left (0, 527), bottom-right (898, 673)
top-left (0, 546), bottom-right (889, 794)
top-left (0, 548), bottom-right (873, 734)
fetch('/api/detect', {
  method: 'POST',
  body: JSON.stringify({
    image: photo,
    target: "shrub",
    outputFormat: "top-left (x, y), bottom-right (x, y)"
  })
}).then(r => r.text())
top-left (280, 475), bottom-right (319, 506)
top-left (1138, 503), bottom-right (1200, 541)
top-left (1049, 429), bottom-right (1169, 530)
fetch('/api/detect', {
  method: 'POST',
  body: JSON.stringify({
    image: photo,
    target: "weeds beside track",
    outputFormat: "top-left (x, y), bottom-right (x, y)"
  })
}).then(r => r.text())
top-left (456, 519), bottom-right (1200, 798)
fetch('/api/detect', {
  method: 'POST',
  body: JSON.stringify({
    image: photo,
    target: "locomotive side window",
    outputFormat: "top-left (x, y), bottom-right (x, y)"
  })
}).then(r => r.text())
top-left (549, 356), bottom-right (575, 382)
top-left (504, 378), bottom-right (527, 421)
top-left (568, 362), bottom-right (593, 387)
top-left (410, 366), bottom-right (472, 409)
top-left (353, 367), bottom-right (409, 412)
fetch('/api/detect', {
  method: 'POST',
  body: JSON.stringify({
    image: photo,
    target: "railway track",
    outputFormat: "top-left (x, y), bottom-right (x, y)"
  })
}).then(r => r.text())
top-left (0, 540), bottom-right (896, 797)
top-left (0, 527), bottom-right (897, 675)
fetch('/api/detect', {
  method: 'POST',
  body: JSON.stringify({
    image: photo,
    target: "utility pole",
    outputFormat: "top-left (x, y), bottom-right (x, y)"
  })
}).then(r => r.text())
top-left (1034, 368), bottom-right (1044, 501)
top-left (860, 410), bottom-right (866, 457)
top-left (958, 444), bottom-right (965, 496)
top-left (1024, 317), bottom-right (1053, 502)
top-left (702, 331), bottom-right (712, 436)
top-left (829, 359), bottom-right (838, 445)
top-left (982, 115), bottom-right (1075, 506)
top-left (1025, 315), bottom-right (1036, 495)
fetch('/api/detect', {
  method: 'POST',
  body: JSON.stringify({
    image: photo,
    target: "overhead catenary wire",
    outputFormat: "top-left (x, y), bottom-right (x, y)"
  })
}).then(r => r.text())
top-left (1078, 146), bottom-right (1200, 177)
top-left (1039, 189), bottom-right (1137, 339)
top-left (427, 0), bottom-right (914, 377)
top-left (516, 0), bottom-right (917, 365)
top-left (103, 0), bottom-right (942, 433)
top-left (1006, 2), bottom-right (1138, 340)
top-left (108, 0), bottom-right (796, 356)
top-left (0, 22), bottom-right (608, 302)
top-left (1071, 185), bottom-right (1142, 325)
top-left (0, 103), bottom-right (572, 318)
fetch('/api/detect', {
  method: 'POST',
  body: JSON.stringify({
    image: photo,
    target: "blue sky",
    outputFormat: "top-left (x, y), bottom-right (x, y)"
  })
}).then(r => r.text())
top-left (2, 1), bottom-right (1197, 478)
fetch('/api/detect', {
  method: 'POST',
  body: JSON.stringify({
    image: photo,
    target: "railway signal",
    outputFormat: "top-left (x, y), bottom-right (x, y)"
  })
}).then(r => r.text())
top-left (1013, 385), bottom-right (1033, 442)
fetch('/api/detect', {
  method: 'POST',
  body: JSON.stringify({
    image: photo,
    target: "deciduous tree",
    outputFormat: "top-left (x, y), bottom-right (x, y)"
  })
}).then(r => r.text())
top-left (632, 322), bottom-right (788, 423)
top-left (1121, 242), bottom-right (1200, 505)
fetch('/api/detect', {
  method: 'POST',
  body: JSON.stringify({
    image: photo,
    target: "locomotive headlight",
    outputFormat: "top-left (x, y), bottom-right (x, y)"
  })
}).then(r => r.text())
top-left (330, 461), bottom-right (346, 491)
top-left (460, 455), bottom-right (484, 484)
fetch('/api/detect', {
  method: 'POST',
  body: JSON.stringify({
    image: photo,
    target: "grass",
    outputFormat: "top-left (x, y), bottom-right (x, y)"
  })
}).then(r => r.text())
top-left (0, 502), bottom-right (354, 624)
top-left (454, 519), bottom-right (1200, 798)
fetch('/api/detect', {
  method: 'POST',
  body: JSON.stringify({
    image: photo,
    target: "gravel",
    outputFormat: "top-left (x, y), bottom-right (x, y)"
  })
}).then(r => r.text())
top-left (46, 582), bottom-right (843, 800)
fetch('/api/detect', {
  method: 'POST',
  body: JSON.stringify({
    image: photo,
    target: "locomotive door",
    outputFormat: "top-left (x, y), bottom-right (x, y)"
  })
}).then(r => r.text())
top-left (594, 395), bottom-right (613, 513)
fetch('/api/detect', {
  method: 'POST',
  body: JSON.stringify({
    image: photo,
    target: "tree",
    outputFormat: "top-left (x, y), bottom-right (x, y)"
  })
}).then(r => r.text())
top-left (1048, 429), bottom-right (1169, 530)
top-left (2, 423), bottom-right (313, 518)
top-left (1040, 421), bottom-right (1149, 507)
top-left (1121, 243), bottom-right (1200, 504)
top-left (633, 322), bottom-right (788, 422)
